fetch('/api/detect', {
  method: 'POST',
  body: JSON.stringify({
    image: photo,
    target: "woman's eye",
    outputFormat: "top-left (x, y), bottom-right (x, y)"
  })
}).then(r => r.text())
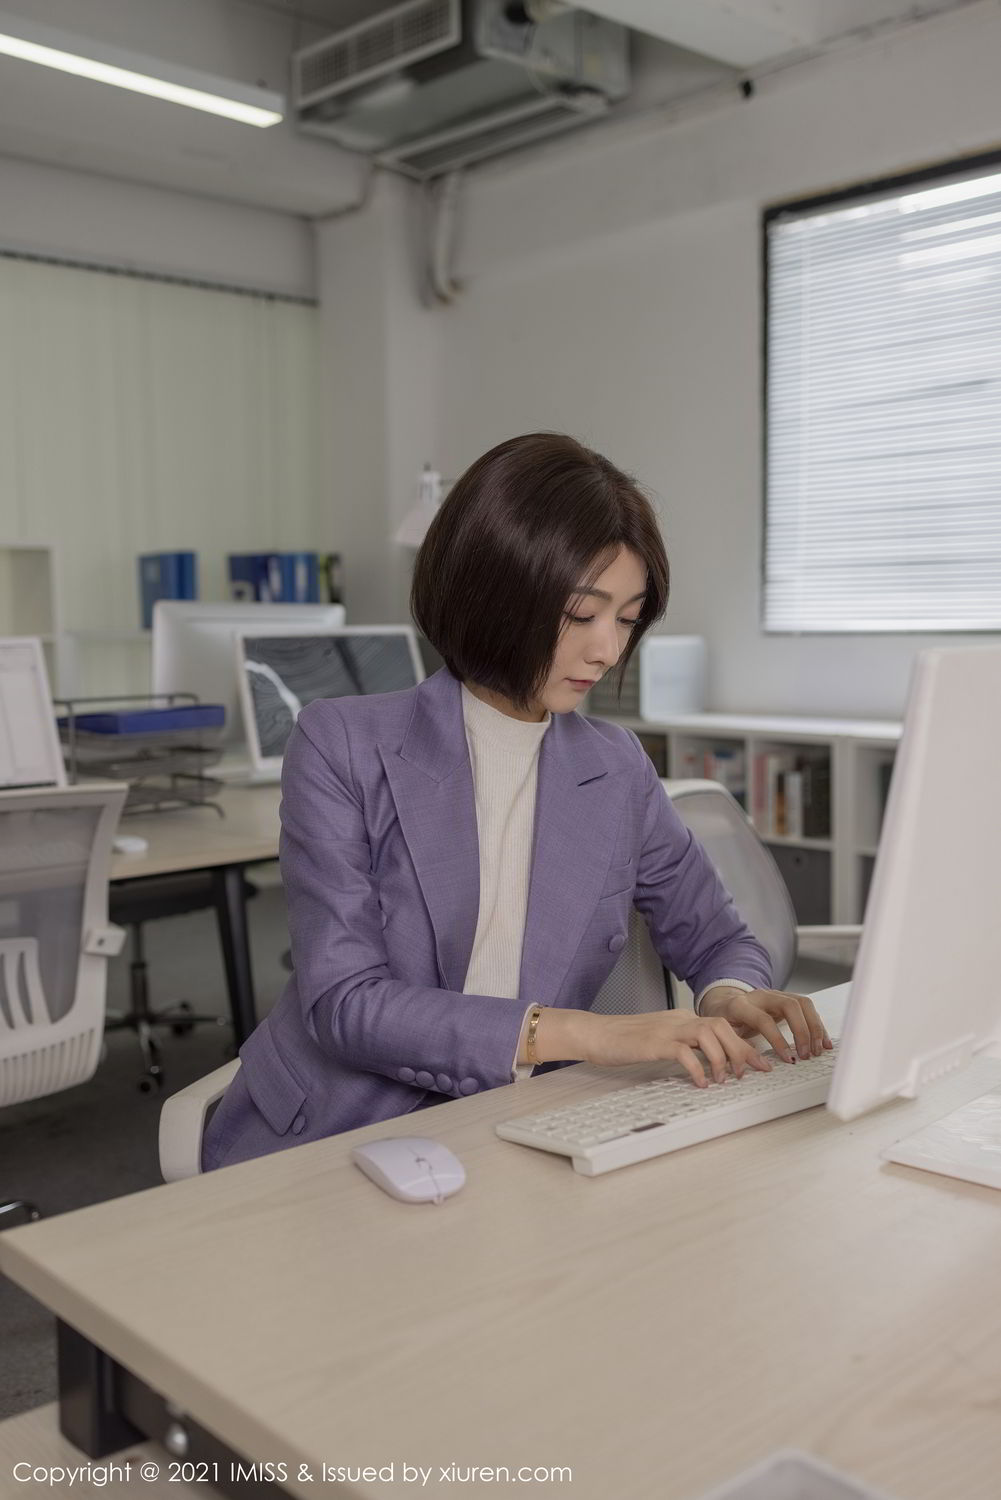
top-left (566, 614), bottom-right (639, 626)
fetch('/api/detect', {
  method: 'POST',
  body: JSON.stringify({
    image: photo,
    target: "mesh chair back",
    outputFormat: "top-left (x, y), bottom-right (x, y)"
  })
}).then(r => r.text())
top-left (666, 781), bottom-right (798, 990)
top-left (0, 784), bottom-right (126, 1105)
top-left (591, 906), bottom-right (670, 1015)
top-left (590, 778), bottom-right (798, 1017)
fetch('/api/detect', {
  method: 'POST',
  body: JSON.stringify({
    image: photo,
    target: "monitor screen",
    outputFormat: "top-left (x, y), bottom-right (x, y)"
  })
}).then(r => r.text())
top-left (826, 643), bottom-right (1001, 1122)
top-left (0, 637), bottom-right (66, 789)
top-left (236, 628), bottom-right (424, 768)
top-left (151, 602), bottom-right (347, 748)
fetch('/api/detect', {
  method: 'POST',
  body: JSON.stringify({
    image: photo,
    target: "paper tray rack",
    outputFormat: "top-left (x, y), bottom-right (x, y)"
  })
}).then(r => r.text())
top-left (56, 694), bottom-right (226, 816)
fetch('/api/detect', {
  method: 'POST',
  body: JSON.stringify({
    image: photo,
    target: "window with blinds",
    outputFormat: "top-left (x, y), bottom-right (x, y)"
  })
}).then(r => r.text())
top-left (764, 158), bottom-right (1001, 633)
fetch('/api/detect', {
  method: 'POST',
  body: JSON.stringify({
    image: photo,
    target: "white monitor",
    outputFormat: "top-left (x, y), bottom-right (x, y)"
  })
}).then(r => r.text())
top-left (235, 625), bottom-right (425, 774)
top-left (151, 601), bottom-right (347, 749)
top-left (0, 637), bottom-right (66, 789)
top-left (826, 644), bottom-right (1001, 1124)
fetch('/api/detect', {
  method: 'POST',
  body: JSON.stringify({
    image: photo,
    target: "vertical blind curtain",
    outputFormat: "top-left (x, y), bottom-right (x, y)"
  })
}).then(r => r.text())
top-left (0, 256), bottom-right (321, 646)
top-left (765, 165), bottom-right (1001, 632)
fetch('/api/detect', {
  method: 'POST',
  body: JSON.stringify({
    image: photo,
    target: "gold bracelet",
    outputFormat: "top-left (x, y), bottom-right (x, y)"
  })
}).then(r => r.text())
top-left (525, 1004), bottom-right (544, 1066)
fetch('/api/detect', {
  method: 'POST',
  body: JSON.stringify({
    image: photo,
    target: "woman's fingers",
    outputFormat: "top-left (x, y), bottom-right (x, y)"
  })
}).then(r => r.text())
top-left (665, 1008), bottom-right (828, 1088)
top-left (796, 993), bottom-right (831, 1054)
top-left (775, 993), bottom-right (815, 1059)
top-left (772, 992), bottom-right (832, 1057)
top-left (675, 1020), bottom-right (774, 1086)
top-left (735, 990), bottom-right (834, 1061)
top-left (692, 1024), bottom-right (730, 1083)
top-left (739, 1004), bottom-right (797, 1064)
top-left (674, 1041), bottom-right (709, 1088)
top-left (704, 1018), bottom-right (772, 1079)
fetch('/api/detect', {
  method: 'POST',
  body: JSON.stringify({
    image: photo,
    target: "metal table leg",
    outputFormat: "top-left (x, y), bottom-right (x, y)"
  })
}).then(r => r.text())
top-left (211, 864), bottom-right (258, 1046)
top-left (57, 1321), bottom-right (289, 1495)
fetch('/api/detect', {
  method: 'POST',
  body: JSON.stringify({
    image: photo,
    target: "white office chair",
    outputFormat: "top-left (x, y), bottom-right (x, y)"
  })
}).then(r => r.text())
top-left (591, 779), bottom-right (797, 1015)
top-left (159, 778), bottom-right (801, 1182)
top-left (159, 1056), bottom-right (239, 1182)
top-left (0, 781), bottom-right (128, 1227)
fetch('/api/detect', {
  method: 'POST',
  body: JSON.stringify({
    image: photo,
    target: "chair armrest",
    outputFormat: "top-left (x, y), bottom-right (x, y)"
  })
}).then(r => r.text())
top-left (796, 925), bottom-right (862, 941)
top-left (158, 1059), bottom-right (240, 1183)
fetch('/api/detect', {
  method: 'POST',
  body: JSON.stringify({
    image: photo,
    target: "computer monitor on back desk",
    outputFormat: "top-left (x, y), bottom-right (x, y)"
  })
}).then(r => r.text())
top-left (151, 602), bottom-right (347, 776)
top-left (234, 625), bottom-right (425, 776)
top-left (825, 644), bottom-right (1001, 1186)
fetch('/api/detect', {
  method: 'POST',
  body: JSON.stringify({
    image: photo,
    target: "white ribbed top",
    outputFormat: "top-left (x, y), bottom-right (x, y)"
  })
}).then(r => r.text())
top-left (460, 681), bottom-right (551, 1081)
top-left (458, 682), bottom-right (752, 1071)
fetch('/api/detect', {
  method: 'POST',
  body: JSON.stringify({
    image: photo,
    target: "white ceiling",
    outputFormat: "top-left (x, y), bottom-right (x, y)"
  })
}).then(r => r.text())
top-left (0, 0), bottom-right (975, 218)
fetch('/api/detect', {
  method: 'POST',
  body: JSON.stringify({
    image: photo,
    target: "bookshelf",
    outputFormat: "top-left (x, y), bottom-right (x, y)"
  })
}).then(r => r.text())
top-left (590, 706), bottom-right (902, 926)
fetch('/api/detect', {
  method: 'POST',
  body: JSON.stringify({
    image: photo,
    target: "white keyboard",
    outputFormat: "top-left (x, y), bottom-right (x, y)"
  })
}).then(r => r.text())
top-left (496, 1045), bottom-right (839, 1176)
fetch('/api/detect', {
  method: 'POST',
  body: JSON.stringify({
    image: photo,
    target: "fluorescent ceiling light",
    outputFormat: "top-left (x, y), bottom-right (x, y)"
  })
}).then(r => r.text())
top-left (0, 9), bottom-right (283, 127)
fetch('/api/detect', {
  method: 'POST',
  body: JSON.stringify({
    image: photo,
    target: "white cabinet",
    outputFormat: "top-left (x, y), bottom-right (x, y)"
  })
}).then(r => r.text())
top-left (0, 543), bottom-right (64, 694)
top-left (600, 711), bottom-right (902, 926)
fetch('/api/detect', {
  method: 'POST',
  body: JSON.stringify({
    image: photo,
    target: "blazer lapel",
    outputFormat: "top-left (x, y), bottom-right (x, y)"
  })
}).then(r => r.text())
top-left (381, 668), bottom-right (631, 1004)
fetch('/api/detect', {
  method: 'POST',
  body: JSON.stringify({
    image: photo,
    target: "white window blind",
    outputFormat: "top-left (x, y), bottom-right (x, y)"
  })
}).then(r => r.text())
top-left (765, 163), bottom-right (1001, 632)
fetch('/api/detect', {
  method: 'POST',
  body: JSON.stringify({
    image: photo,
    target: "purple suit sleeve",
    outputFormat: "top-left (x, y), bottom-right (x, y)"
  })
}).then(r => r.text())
top-left (279, 706), bottom-right (531, 1094)
top-left (625, 731), bottom-right (773, 997)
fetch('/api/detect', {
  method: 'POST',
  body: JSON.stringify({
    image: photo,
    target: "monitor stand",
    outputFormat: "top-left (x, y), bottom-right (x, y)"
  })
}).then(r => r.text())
top-left (881, 1082), bottom-right (1001, 1190)
top-left (214, 749), bottom-right (281, 786)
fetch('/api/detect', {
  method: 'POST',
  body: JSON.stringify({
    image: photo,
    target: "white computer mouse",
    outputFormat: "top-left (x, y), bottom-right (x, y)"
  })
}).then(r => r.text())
top-left (113, 835), bottom-right (149, 855)
top-left (350, 1136), bottom-right (466, 1204)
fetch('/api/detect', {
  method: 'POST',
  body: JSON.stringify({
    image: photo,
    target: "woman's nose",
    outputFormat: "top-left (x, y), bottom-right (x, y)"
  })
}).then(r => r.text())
top-left (589, 620), bottom-right (621, 667)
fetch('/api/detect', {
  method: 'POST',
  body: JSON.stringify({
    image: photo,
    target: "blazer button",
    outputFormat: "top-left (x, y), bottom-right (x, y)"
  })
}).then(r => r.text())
top-left (415, 1071), bottom-right (435, 1088)
top-left (291, 1113), bottom-right (306, 1134)
top-left (436, 1073), bottom-right (452, 1092)
top-left (607, 932), bottom-right (627, 953)
top-left (458, 1078), bottom-right (479, 1095)
top-left (399, 1067), bottom-right (416, 1083)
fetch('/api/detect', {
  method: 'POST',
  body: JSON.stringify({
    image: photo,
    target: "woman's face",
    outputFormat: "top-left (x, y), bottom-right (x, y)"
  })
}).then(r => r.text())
top-left (541, 544), bottom-right (648, 716)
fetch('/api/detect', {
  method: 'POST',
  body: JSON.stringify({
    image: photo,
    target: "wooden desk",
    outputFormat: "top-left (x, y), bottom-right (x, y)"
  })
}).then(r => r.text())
top-left (109, 785), bottom-right (281, 1045)
top-left (3, 987), bottom-right (1001, 1500)
top-left (109, 785), bottom-right (281, 883)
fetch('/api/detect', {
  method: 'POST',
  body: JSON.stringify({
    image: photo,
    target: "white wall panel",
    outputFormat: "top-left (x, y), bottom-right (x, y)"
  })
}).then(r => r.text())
top-left (0, 256), bottom-right (322, 695)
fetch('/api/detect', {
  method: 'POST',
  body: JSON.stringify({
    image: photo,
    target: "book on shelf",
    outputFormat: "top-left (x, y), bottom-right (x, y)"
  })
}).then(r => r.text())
top-left (703, 746), bottom-right (746, 805)
top-left (138, 551), bottom-right (197, 630)
top-left (227, 552), bottom-right (322, 603)
top-left (675, 743), bottom-right (746, 808)
top-left (753, 749), bottom-right (830, 840)
top-left (633, 731), bottom-right (667, 778)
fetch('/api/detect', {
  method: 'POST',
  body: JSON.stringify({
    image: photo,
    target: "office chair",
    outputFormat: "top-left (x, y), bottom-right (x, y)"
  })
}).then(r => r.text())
top-left (107, 872), bottom-right (256, 1094)
top-left (590, 778), bottom-right (797, 1015)
top-left (159, 778), bottom-right (801, 1183)
top-left (0, 781), bottom-right (128, 1228)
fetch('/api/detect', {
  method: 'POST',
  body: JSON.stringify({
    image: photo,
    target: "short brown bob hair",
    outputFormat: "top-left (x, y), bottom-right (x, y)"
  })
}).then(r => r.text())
top-left (410, 432), bottom-right (670, 713)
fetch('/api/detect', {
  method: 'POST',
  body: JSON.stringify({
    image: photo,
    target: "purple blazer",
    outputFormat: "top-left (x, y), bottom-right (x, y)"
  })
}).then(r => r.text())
top-left (201, 666), bottom-right (772, 1170)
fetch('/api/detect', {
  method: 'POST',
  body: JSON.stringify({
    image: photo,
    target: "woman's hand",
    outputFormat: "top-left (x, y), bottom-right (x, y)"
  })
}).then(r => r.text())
top-left (697, 985), bottom-right (833, 1064)
top-left (580, 1010), bottom-right (775, 1089)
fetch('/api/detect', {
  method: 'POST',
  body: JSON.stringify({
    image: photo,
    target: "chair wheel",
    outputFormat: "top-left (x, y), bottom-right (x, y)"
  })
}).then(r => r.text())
top-left (138, 1067), bottom-right (165, 1093)
top-left (170, 1001), bottom-right (195, 1037)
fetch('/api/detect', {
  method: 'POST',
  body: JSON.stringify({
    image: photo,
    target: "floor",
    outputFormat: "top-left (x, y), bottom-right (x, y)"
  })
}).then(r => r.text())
top-left (0, 877), bottom-right (853, 1421)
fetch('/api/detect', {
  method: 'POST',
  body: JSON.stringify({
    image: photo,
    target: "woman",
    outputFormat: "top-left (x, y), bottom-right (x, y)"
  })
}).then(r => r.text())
top-left (201, 432), bottom-right (831, 1172)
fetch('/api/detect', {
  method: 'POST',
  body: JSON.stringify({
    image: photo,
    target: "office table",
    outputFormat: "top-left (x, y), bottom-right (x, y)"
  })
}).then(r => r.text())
top-left (2, 985), bottom-right (1001, 1500)
top-left (109, 784), bottom-right (281, 1045)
